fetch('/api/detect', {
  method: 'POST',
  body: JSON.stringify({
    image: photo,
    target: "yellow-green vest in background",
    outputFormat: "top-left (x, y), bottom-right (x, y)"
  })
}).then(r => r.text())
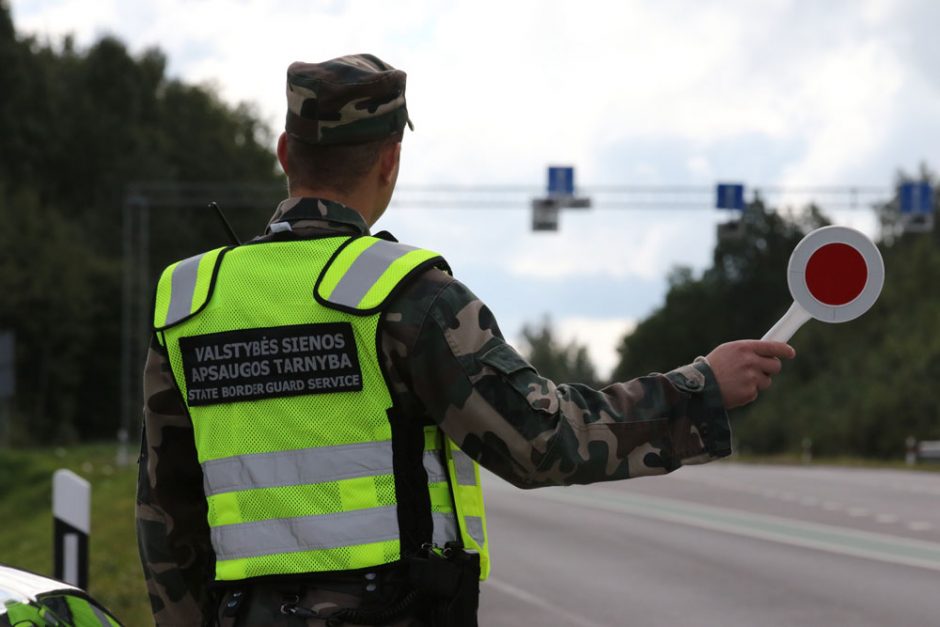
top-left (153, 235), bottom-right (489, 582)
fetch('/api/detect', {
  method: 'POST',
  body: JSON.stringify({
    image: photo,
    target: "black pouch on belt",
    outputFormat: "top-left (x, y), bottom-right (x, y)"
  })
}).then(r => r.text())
top-left (408, 545), bottom-right (480, 627)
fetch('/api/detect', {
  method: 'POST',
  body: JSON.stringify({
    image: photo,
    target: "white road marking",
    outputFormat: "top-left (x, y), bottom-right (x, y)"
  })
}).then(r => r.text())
top-left (876, 514), bottom-right (899, 524)
top-left (822, 501), bottom-right (844, 511)
top-left (908, 522), bottom-right (934, 532)
top-left (485, 578), bottom-right (610, 627)
top-left (848, 508), bottom-right (871, 517)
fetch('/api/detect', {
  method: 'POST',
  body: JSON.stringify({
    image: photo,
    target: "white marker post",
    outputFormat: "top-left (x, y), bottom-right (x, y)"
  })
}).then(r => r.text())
top-left (763, 226), bottom-right (884, 342)
top-left (53, 469), bottom-right (90, 590)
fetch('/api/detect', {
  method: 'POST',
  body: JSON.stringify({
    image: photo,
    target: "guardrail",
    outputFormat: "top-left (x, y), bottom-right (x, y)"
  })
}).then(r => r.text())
top-left (906, 437), bottom-right (940, 466)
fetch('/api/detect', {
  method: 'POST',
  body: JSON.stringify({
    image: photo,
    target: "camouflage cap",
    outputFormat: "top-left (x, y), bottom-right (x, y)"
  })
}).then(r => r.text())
top-left (285, 53), bottom-right (413, 146)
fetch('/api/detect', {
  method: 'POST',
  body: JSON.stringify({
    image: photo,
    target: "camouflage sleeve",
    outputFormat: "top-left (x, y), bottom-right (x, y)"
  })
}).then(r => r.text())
top-left (136, 335), bottom-right (215, 626)
top-left (382, 271), bottom-right (731, 489)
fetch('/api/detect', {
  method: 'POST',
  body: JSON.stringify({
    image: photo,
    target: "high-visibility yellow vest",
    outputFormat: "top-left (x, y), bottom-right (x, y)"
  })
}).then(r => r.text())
top-left (153, 235), bottom-right (489, 582)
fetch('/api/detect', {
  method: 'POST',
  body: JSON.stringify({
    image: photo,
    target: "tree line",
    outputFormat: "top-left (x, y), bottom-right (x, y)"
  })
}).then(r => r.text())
top-left (0, 3), bottom-right (280, 442)
top-left (608, 168), bottom-right (939, 459)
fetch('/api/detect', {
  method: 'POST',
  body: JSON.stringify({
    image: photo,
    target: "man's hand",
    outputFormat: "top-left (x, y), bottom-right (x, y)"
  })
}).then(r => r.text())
top-left (705, 340), bottom-right (796, 409)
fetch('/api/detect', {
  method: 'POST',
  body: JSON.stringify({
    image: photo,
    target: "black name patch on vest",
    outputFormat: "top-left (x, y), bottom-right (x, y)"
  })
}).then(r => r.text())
top-left (178, 323), bottom-right (362, 406)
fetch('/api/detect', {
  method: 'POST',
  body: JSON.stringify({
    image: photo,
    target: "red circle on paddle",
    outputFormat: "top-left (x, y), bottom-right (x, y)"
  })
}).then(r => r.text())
top-left (804, 243), bottom-right (868, 305)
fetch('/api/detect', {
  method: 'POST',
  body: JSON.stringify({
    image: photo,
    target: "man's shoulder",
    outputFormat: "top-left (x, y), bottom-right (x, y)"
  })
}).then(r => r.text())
top-left (383, 249), bottom-right (495, 328)
top-left (383, 263), bottom-right (501, 352)
top-left (385, 265), bottom-right (458, 322)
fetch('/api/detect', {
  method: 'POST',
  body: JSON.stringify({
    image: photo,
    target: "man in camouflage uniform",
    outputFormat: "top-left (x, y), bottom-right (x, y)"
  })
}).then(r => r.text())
top-left (136, 54), bottom-right (795, 626)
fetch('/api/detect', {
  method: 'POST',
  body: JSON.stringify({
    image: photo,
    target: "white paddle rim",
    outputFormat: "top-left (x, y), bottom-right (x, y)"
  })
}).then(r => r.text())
top-left (788, 225), bottom-right (884, 323)
top-left (763, 226), bottom-right (884, 342)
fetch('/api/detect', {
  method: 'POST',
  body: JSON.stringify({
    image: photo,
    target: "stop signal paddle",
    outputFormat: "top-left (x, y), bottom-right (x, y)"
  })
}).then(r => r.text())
top-left (762, 226), bottom-right (884, 342)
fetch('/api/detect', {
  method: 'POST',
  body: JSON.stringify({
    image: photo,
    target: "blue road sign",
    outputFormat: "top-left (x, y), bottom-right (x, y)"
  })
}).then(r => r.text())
top-left (547, 166), bottom-right (575, 197)
top-left (716, 183), bottom-right (745, 210)
top-left (900, 182), bottom-right (934, 214)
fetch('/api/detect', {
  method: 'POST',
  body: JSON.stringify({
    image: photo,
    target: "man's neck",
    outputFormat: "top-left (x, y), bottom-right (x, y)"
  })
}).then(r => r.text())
top-left (289, 186), bottom-right (377, 226)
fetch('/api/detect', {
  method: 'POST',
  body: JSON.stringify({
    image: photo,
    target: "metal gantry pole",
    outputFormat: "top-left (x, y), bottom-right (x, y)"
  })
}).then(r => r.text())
top-left (119, 196), bottom-right (134, 467)
top-left (119, 192), bottom-right (148, 467)
top-left (136, 197), bottom-right (151, 436)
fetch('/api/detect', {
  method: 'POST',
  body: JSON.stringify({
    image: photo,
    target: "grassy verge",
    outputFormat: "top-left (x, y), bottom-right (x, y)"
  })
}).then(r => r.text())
top-left (0, 443), bottom-right (151, 625)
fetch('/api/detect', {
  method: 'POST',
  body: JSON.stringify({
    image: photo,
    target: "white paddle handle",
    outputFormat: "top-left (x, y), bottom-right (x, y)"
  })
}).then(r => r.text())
top-left (762, 301), bottom-right (812, 342)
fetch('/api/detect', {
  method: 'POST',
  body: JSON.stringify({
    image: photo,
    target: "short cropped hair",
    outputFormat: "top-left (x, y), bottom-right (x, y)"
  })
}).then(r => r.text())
top-left (285, 132), bottom-right (402, 196)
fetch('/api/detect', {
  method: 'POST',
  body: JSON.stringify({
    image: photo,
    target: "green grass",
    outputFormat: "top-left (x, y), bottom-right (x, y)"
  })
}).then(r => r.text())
top-left (0, 444), bottom-right (151, 626)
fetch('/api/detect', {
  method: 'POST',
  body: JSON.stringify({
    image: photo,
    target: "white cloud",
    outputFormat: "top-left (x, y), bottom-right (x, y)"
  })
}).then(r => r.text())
top-left (11, 0), bottom-right (937, 189)
top-left (9, 0), bottom-right (939, 335)
top-left (507, 210), bottom-right (715, 281)
top-left (505, 315), bottom-right (635, 382)
top-left (687, 155), bottom-right (712, 179)
top-left (778, 40), bottom-right (905, 186)
top-left (11, 0), bottom-right (118, 42)
top-left (554, 316), bottom-right (637, 381)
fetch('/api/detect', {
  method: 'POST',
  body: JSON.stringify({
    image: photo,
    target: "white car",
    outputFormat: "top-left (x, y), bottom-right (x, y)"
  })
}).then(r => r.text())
top-left (0, 564), bottom-right (122, 626)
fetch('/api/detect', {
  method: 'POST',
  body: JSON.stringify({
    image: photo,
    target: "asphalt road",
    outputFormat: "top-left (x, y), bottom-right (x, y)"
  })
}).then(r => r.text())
top-left (477, 463), bottom-right (940, 627)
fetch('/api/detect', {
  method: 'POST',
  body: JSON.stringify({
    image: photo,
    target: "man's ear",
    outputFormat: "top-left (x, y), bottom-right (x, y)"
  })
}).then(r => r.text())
top-left (378, 141), bottom-right (401, 186)
top-left (276, 132), bottom-right (290, 176)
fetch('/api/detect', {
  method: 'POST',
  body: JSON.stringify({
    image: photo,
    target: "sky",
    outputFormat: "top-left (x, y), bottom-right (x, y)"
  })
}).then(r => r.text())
top-left (9, 0), bottom-right (940, 377)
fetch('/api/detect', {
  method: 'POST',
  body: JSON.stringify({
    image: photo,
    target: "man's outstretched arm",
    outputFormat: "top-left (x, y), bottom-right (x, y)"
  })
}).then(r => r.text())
top-left (383, 271), bottom-right (793, 488)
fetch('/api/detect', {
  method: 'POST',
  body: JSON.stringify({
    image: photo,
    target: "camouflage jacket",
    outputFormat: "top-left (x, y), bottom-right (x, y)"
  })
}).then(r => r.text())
top-left (136, 197), bottom-right (731, 626)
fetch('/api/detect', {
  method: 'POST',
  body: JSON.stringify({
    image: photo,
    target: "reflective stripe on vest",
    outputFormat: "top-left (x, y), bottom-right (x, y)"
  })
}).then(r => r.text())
top-left (431, 511), bottom-right (460, 547)
top-left (329, 240), bottom-right (418, 308)
top-left (153, 246), bottom-right (227, 329)
top-left (445, 438), bottom-right (490, 578)
top-left (422, 427), bottom-right (488, 577)
top-left (166, 253), bottom-right (203, 325)
top-left (465, 516), bottom-right (486, 547)
top-left (422, 450), bottom-right (448, 485)
top-left (451, 449), bottom-right (477, 486)
top-left (318, 237), bottom-right (442, 311)
top-left (212, 506), bottom-right (400, 561)
top-left (423, 427), bottom-right (460, 549)
top-left (202, 441), bottom-right (394, 496)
